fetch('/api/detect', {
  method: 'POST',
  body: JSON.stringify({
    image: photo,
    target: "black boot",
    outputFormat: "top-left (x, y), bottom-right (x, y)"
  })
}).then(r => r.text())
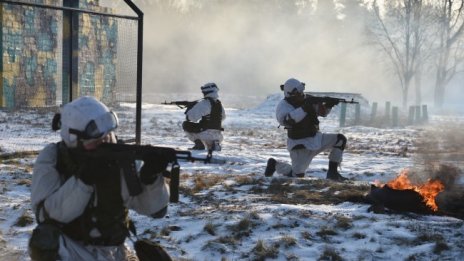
top-left (190, 139), bottom-right (205, 150)
top-left (264, 158), bottom-right (276, 177)
top-left (283, 171), bottom-right (304, 178)
top-left (326, 161), bottom-right (348, 181)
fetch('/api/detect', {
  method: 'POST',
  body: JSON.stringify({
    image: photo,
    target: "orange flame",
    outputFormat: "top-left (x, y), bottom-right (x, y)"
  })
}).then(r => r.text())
top-left (384, 169), bottom-right (445, 211)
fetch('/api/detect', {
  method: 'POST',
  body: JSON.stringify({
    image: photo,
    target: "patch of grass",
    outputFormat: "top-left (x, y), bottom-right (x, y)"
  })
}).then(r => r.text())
top-left (14, 212), bottom-right (33, 227)
top-left (318, 247), bottom-right (342, 261)
top-left (223, 217), bottom-right (254, 240)
top-left (335, 215), bottom-right (353, 230)
top-left (391, 236), bottom-right (411, 246)
top-left (271, 223), bottom-right (289, 229)
top-left (192, 174), bottom-right (226, 193)
top-left (160, 225), bottom-right (171, 236)
top-left (363, 172), bottom-right (375, 177)
top-left (215, 236), bottom-right (238, 246)
top-left (301, 231), bottom-right (313, 241)
top-left (204, 221), bottom-right (217, 236)
top-left (279, 235), bottom-right (297, 248)
top-left (352, 232), bottom-right (367, 239)
top-left (231, 217), bottom-right (252, 235)
top-left (286, 253), bottom-right (299, 261)
top-left (180, 174), bottom-right (227, 199)
top-left (141, 228), bottom-right (158, 239)
top-left (433, 241), bottom-right (450, 254)
top-left (252, 240), bottom-right (279, 260)
top-left (202, 235), bottom-right (238, 253)
top-left (234, 175), bottom-right (256, 186)
top-left (414, 232), bottom-right (444, 244)
top-left (247, 210), bottom-right (261, 220)
top-left (17, 179), bottom-right (31, 186)
top-left (252, 177), bottom-right (370, 206)
top-left (183, 234), bottom-right (195, 243)
top-left (0, 151), bottom-right (38, 160)
top-left (316, 227), bottom-right (338, 240)
top-left (202, 240), bottom-right (228, 254)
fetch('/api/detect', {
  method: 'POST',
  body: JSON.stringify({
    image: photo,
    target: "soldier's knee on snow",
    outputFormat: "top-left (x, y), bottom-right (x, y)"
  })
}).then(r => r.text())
top-left (334, 134), bottom-right (347, 150)
top-left (151, 206), bottom-right (168, 219)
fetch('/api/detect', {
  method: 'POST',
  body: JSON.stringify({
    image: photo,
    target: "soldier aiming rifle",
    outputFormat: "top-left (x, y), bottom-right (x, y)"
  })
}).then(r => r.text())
top-left (162, 83), bottom-right (226, 155)
top-left (301, 95), bottom-right (359, 105)
top-left (265, 78), bottom-right (357, 181)
top-left (161, 100), bottom-right (197, 109)
top-left (29, 96), bottom-right (223, 261)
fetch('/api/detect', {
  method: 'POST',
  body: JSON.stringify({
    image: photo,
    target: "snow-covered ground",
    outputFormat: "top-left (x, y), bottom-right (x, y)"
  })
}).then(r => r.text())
top-left (0, 94), bottom-right (463, 260)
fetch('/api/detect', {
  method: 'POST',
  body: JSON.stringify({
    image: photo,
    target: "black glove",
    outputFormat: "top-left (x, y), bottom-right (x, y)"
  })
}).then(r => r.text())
top-left (302, 99), bottom-right (314, 113)
top-left (140, 154), bottom-right (170, 185)
top-left (76, 158), bottom-right (109, 185)
top-left (325, 98), bottom-right (339, 107)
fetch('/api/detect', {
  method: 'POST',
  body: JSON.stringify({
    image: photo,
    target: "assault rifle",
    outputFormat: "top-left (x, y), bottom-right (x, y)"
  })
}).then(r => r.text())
top-left (80, 142), bottom-right (224, 203)
top-left (161, 100), bottom-right (197, 109)
top-left (304, 95), bottom-right (359, 105)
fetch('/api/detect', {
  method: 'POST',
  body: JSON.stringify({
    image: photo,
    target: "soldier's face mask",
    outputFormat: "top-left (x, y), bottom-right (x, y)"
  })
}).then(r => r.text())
top-left (69, 111), bottom-right (119, 140)
top-left (201, 83), bottom-right (219, 95)
top-left (288, 88), bottom-right (304, 98)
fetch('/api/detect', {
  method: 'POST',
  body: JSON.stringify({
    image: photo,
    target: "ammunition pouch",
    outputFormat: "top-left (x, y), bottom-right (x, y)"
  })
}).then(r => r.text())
top-left (287, 128), bottom-right (317, 139)
top-left (28, 223), bottom-right (61, 261)
top-left (182, 121), bottom-right (203, 133)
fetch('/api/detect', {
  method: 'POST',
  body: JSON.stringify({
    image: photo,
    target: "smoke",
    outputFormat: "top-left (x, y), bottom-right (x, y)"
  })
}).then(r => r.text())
top-left (130, 0), bottom-right (395, 104)
top-left (412, 122), bottom-right (464, 188)
top-left (97, 0), bottom-right (464, 109)
top-left (390, 122), bottom-right (464, 218)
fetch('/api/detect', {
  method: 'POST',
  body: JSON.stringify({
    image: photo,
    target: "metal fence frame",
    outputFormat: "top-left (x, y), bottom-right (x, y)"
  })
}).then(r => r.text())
top-left (0, 0), bottom-right (144, 144)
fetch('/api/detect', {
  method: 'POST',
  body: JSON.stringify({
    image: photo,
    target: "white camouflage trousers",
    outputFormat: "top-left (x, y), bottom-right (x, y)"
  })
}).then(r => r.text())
top-left (275, 133), bottom-right (344, 175)
top-left (185, 129), bottom-right (223, 150)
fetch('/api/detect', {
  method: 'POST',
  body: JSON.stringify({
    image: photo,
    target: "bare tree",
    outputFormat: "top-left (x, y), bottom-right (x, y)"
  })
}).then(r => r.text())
top-left (368, 0), bottom-right (428, 108)
top-left (413, 1), bottom-right (437, 106)
top-left (433, 0), bottom-right (464, 108)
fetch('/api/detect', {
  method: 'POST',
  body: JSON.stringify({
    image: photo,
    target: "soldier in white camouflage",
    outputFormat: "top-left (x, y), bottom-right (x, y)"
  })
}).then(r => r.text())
top-left (264, 78), bottom-right (348, 181)
top-left (182, 82), bottom-right (226, 153)
top-left (30, 96), bottom-right (171, 261)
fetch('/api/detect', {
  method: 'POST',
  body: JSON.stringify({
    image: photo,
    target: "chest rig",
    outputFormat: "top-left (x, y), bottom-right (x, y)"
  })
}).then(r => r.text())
top-left (285, 98), bottom-right (320, 139)
top-left (199, 98), bottom-right (223, 130)
top-left (56, 142), bottom-right (130, 246)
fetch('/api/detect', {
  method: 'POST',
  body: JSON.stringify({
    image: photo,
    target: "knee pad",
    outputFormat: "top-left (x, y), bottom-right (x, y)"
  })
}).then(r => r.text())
top-left (334, 134), bottom-right (347, 150)
top-left (291, 144), bottom-right (305, 150)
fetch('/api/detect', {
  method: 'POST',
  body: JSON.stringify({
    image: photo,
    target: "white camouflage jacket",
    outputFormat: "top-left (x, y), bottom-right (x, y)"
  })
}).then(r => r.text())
top-left (185, 93), bottom-right (226, 123)
top-left (276, 99), bottom-right (332, 151)
top-left (31, 142), bottom-right (170, 223)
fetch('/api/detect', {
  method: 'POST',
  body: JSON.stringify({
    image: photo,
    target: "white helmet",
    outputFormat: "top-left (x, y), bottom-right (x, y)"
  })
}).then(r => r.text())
top-left (59, 96), bottom-right (119, 148)
top-left (283, 78), bottom-right (305, 97)
top-left (201, 82), bottom-right (219, 97)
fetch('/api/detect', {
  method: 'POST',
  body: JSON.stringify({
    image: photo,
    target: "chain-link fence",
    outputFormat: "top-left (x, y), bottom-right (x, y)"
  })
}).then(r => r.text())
top-left (0, 0), bottom-right (142, 152)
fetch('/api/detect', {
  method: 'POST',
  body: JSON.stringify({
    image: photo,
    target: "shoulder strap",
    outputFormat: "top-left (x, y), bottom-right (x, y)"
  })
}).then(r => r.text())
top-left (184, 99), bottom-right (200, 114)
top-left (55, 142), bottom-right (79, 181)
top-left (35, 200), bottom-right (48, 224)
top-left (205, 97), bottom-right (215, 106)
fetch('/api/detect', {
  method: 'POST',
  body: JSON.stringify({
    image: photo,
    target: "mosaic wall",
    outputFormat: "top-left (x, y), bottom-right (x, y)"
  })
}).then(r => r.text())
top-left (0, 0), bottom-right (118, 108)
